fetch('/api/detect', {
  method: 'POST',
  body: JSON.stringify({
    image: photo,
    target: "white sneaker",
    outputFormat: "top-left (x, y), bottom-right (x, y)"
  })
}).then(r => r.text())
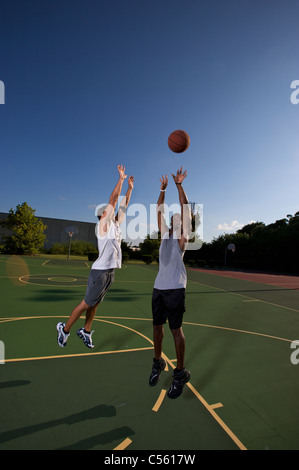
top-left (56, 322), bottom-right (70, 348)
top-left (76, 328), bottom-right (95, 349)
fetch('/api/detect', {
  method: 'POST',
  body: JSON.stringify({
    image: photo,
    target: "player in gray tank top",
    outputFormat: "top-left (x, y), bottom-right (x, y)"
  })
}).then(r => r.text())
top-left (149, 167), bottom-right (192, 399)
top-left (154, 229), bottom-right (187, 290)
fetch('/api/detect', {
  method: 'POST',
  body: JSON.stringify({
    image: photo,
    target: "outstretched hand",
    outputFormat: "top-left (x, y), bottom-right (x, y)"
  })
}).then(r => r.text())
top-left (118, 164), bottom-right (128, 180)
top-left (128, 175), bottom-right (134, 189)
top-left (159, 174), bottom-right (168, 190)
top-left (171, 167), bottom-right (187, 184)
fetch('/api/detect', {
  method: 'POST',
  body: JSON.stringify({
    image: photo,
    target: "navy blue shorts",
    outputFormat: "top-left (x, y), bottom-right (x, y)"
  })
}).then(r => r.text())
top-left (84, 269), bottom-right (114, 307)
top-left (152, 288), bottom-right (186, 330)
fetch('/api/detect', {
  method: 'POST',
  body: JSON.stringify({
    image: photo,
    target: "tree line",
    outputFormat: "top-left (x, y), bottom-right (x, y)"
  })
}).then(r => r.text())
top-left (131, 212), bottom-right (299, 274)
top-left (1, 202), bottom-right (298, 274)
top-left (184, 213), bottom-right (299, 274)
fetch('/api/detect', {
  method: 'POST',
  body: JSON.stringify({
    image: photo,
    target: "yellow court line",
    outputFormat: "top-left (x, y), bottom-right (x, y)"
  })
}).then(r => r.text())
top-left (189, 279), bottom-right (299, 313)
top-left (93, 318), bottom-right (154, 346)
top-left (210, 403), bottom-right (223, 410)
top-left (113, 438), bottom-right (132, 450)
top-left (18, 275), bottom-right (87, 287)
top-left (152, 389), bottom-right (167, 412)
top-left (162, 357), bottom-right (247, 450)
top-left (187, 382), bottom-right (247, 450)
top-left (183, 321), bottom-right (294, 343)
top-left (1, 315), bottom-right (293, 344)
top-left (0, 315), bottom-right (247, 450)
top-left (4, 347), bottom-right (154, 363)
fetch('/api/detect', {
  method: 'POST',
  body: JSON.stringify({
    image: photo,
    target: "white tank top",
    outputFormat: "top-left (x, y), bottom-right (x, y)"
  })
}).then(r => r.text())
top-left (154, 233), bottom-right (187, 290)
top-left (92, 220), bottom-right (122, 270)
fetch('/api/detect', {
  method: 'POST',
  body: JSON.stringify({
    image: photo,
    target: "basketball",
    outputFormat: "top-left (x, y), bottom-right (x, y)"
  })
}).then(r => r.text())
top-left (168, 130), bottom-right (190, 153)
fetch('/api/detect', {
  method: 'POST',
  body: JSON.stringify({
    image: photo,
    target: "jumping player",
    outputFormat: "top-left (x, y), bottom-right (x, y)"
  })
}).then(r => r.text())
top-left (149, 167), bottom-right (191, 399)
top-left (57, 164), bottom-right (134, 349)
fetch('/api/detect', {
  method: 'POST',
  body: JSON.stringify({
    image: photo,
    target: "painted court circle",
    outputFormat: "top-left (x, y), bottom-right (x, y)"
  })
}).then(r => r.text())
top-left (19, 274), bottom-right (88, 287)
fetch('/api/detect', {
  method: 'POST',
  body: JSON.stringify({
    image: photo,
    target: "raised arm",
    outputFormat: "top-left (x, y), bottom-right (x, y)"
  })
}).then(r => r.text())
top-left (116, 175), bottom-right (134, 225)
top-left (171, 167), bottom-right (192, 249)
top-left (157, 174), bottom-right (168, 236)
top-left (100, 165), bottom-right (127, 235)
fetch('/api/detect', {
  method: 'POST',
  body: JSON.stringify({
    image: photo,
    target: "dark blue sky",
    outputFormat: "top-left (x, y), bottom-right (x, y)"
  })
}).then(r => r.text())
top-left (1, 0), bottom-right (298, 242)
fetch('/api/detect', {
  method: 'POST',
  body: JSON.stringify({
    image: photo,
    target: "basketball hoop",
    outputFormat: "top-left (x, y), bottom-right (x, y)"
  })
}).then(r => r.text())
top-left (64, 226), bottom-right (79, 261)
top-left (224, 243), bottom-right (236, 266)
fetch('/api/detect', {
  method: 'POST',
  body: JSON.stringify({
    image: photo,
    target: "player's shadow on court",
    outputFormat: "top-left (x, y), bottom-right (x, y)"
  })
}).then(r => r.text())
top-left (107, 288), bottom-right (138, 302)
top-left (0, 380), bottom-right (31, 389)
top-left (0, 405), bottom-right (119, 446)
top-left (58, 426), bottom-right (135, 450)
top-left (24, 289), bottom-right (84, 302)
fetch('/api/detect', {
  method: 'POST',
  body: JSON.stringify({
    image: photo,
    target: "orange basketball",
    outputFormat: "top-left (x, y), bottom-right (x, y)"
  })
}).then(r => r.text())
top-left (168, 130), bottom-right (190, 153)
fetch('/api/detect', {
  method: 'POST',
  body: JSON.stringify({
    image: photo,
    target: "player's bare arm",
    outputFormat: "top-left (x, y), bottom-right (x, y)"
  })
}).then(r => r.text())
top-left (157, 174), bottom-right (168, 236)
top-left (100, 164), bottom-right (127, 235)
top-left (171, 167), bottom-right (191, 251)
top-left (116, 175), bottom-right (134, 224)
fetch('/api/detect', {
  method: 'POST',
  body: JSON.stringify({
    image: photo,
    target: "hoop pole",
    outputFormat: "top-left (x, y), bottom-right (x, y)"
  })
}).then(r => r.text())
top-left (67, 232), bottom-right (73, 262)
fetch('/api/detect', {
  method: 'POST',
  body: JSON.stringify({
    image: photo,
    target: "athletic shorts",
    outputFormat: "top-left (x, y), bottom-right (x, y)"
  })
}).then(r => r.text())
top-left (152, 288), bottom-right (186, 330)
top-left (84, 269), bottom-right (115, 307)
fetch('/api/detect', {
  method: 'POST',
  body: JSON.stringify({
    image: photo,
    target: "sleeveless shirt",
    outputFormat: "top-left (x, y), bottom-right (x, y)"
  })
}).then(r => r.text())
top-left (92, 220), bottom-right (122, 270)
top-left (154, 233), bottom-right (187, 290)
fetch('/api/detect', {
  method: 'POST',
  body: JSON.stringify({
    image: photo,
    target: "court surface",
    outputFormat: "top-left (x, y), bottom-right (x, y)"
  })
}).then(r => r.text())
top-left (1, 255), bottom-right (299, 450)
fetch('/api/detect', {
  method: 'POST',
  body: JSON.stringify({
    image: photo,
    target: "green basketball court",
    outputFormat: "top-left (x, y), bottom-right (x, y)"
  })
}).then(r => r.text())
top-left (1, 255), bottom-right (299, 450)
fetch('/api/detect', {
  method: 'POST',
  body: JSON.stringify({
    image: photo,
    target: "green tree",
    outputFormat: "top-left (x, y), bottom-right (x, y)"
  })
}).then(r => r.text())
top-left (2, 202), bottom-right (47, 254)
top-left (139, 232), bottom-right (161, 263)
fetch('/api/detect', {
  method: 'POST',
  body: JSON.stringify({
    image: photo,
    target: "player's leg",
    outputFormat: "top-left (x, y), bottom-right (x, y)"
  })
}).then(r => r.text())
top-left (149, 289), bottom-right (167, 386)
top-left (149, 324), bottom-right (166, 386)
top-left (64, 300), bottom-right (89, 333)
top-left (77, 269), bottom-right (115, 349)
top-left (153, 324), bottom-right (164, 360)
top-left (84, 304), bottom-right (98, 332)
top-left (171, 326), bottom-right (185, 370)
top-left (57, 299), bottom-right (88, 347)
top-left (167, 289), bottom-right (190, 399)
top-left (75, 304), bottom-right (98, 349)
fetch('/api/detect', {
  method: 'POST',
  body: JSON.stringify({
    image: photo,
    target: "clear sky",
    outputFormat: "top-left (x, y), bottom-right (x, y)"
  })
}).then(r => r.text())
top-left (0, 0), bottom-right (298, 244)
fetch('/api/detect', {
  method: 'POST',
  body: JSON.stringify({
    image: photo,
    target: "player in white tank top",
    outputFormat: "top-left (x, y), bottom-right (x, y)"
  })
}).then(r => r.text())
top-left (92, 216), bottom-right (122, 270)
top-left (57, 165), bottom-right (134, 349)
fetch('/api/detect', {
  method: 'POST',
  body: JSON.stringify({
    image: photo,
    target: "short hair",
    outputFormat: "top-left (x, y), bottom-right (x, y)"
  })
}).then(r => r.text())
top-left (96, 204), bottom-right (109, 220)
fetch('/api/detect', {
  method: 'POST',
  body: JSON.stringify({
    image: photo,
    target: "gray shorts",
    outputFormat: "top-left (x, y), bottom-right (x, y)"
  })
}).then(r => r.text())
top-left (84, 269), bottom-right (115, 307)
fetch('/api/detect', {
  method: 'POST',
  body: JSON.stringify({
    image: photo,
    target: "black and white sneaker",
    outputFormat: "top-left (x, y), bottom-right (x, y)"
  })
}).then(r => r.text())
top-left (149, 357), bottom-right (166, 386)
top-left (76, 328), bottom-right (95, 349)
top-left (56, 322), bottom-right (70, 348)
top-left (167, 368), bottom-right (191, 399)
